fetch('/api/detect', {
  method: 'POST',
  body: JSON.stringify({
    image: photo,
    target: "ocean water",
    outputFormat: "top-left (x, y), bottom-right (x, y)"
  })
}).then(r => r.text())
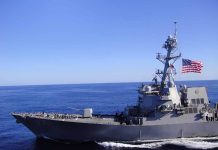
top-left (1, 80), bottom-right (218, 150)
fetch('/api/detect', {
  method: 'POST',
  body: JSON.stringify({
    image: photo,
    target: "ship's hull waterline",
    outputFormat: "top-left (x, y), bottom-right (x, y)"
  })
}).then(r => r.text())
top-left (13, 114), bottom-right (218, 142)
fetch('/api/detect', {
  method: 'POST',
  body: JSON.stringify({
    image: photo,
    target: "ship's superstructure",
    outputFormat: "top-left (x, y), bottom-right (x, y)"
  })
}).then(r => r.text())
top-left (120, 22), bottom-right (211, 125)
top-left (12, 23), bottom-right (218, 142)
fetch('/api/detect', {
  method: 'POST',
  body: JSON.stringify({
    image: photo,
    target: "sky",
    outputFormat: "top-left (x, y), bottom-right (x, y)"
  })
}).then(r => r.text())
top-left (0, 0), bottom-right (218, 86)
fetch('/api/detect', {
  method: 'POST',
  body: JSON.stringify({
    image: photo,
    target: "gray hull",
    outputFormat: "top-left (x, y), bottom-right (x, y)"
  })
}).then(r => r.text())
top-left (13, 114), bottom-right (218, 142)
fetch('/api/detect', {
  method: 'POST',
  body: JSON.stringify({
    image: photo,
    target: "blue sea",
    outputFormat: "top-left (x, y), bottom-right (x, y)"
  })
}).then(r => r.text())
top-left (1, 81), bottom-right (218, 150)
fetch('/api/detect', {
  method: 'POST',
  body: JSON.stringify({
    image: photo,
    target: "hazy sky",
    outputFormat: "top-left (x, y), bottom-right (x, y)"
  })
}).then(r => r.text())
top-left (1, 0), bottom-right (218, 86)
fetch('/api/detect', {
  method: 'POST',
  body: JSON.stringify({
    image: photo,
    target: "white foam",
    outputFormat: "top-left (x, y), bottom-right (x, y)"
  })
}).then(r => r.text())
top-left (99, 141), bottom-right (165, 149)
top-left (98, 137), bottom-right (218, 149)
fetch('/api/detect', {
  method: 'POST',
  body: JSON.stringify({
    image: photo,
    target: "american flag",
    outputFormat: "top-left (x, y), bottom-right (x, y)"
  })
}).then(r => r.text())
top-left (182, 59), bottom-right (203, 73)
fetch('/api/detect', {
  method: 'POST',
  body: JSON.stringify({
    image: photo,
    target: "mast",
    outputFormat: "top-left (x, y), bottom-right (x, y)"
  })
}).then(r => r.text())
top-left (156, 22), bottom-right (181, 92)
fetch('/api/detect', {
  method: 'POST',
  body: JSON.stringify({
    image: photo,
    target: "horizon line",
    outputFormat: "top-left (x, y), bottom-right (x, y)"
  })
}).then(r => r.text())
top-left (1, 79), bottom-right (218, 87)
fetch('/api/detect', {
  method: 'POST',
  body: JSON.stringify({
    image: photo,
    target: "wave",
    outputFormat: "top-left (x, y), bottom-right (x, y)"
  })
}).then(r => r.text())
top-left (98, 137), bottom-right (218, 149)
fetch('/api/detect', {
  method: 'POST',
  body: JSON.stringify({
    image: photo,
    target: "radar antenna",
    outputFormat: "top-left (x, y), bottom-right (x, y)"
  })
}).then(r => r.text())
top-left (174, 21), bottom-right (177, 38)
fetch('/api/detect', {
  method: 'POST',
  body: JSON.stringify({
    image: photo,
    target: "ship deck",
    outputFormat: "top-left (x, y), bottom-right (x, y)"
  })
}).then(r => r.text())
top-left (12, 112), bottom-right (208, 126)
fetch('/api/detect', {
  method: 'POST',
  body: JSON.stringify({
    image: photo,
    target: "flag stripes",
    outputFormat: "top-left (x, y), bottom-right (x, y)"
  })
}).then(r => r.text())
top-left (182, 59), bottom-right (203, 73)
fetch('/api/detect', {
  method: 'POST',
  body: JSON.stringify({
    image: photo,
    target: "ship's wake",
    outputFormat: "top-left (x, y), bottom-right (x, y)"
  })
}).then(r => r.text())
top-left (98, 137), bottom-right (218, 149)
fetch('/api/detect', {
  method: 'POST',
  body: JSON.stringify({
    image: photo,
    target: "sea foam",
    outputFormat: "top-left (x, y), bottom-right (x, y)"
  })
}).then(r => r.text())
top-left (98, 137), bottom-right (218, 149)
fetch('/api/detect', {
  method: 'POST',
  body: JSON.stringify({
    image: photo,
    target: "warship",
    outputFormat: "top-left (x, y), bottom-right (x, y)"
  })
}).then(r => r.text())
top-left (12, 23), bottom-right (218, 142)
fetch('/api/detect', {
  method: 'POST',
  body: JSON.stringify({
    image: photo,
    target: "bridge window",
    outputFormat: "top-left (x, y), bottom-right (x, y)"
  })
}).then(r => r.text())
top-left (191, 98), bottom-right (204, 105)
top-left (197, 99), bottom-right (200, 104)
top-left (189, 108), bottom-right (193, 113)
top-left (184, 107), bottom-right (198, 114)
top-left (191, 99), bottom-right (196, 104)
top-left (200, 98), bottom-right (204, 104)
